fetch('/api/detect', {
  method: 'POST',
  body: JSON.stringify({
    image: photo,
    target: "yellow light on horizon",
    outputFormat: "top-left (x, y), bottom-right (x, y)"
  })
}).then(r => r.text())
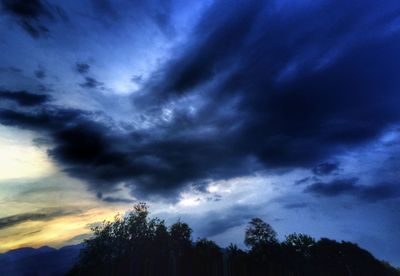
top-left (0, 207), bottom-right (124, 253)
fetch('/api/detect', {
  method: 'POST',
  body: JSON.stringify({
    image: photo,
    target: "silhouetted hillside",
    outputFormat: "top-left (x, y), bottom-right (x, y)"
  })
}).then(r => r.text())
top-left (68, 203), bottom-right (400, 276)
top-left (0, 244), bottom-right (82, 276)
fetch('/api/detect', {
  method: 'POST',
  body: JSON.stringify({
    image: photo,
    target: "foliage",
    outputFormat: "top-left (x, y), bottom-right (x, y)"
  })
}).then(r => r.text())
top-left (244, 217), bottom-right (278, 248)
top-left (69, 203), bottom-right (400, 276)
top-left (283, 233), bottom-right (316, 257)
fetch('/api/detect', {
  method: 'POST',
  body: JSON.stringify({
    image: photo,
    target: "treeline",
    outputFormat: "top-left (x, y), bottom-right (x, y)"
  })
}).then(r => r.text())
top-left (69, 203), bottom-right (399, 276)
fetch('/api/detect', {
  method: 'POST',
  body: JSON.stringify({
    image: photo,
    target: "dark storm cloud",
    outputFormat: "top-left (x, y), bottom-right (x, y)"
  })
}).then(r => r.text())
top-left (357, 183), bottom-right (400, 202)
top-left (305, 178), bottom-right (359, 197)
top-left (1, 0), bottom-right (49, 18)
top-left (0, 100), bottom-right (254, 199)
top-left (312, 161), bottom-right (339, 176)
top-left (79, 77), bottom-right (103, 89)
top-left (294, 177), bottom-right (311, 185)
top-left (102, 196), bottom-right (135, 204)
top-left (0, 106), bottom-right (131, 194)
top-left (305, 178), bottom-right (400, 202)
top-left (75, 63), bottom-right (90, 75)
top-left (0, 107), bottom-right (83, 131)
top-left (135, 0), bottom-right (400, 169)
top-left (0, 0), bottom-right (65, 38)
top-left (96, 192), bottom-right (135, 204)
top-left (1, 0), bottom-right (400, 200)
top-left (0, 90), bottom-right (50, 106)
top-left (0, 209), bottom-right (75, 229)
top-left (18, 21), bottom-right (49, 38)
top-left (34, 67), bottom-right (46, 79)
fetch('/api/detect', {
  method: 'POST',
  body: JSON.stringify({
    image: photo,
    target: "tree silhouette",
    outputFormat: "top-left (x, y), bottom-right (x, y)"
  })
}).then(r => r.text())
top-left (169, 220), bottom-right (193, 275)
top-left (193, 239), bottom-right (223, 276)
top-left (283, 233), bottom-right (316, 257)
top-left (68, 204), bottom-right (400, 276)
top-left (226, 243), bottom-right (249, 276)
top-left (244, 217), bottom-right (278, 248)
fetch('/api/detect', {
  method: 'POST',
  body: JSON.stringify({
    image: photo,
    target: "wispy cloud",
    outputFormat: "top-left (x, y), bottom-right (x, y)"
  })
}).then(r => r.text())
top-left (0, 209), bottom-right (77, 230)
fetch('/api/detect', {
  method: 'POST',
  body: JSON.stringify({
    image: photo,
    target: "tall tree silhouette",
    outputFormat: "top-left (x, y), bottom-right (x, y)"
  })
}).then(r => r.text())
top-left (244, 217), bottom-right (278, 248)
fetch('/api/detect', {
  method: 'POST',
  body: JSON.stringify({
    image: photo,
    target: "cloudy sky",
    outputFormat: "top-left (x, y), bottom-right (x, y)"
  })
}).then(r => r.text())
top-left (0, 0), bottom-right (399, 266)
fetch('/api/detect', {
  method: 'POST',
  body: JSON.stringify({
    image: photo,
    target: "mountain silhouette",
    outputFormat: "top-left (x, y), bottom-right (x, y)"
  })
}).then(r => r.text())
top-left (0, 244), bottom-right (83, 276)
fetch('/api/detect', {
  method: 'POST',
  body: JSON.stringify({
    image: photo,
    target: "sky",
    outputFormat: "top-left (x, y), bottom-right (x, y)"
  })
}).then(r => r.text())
top-left (0, 0), bottom-right (399, 266)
